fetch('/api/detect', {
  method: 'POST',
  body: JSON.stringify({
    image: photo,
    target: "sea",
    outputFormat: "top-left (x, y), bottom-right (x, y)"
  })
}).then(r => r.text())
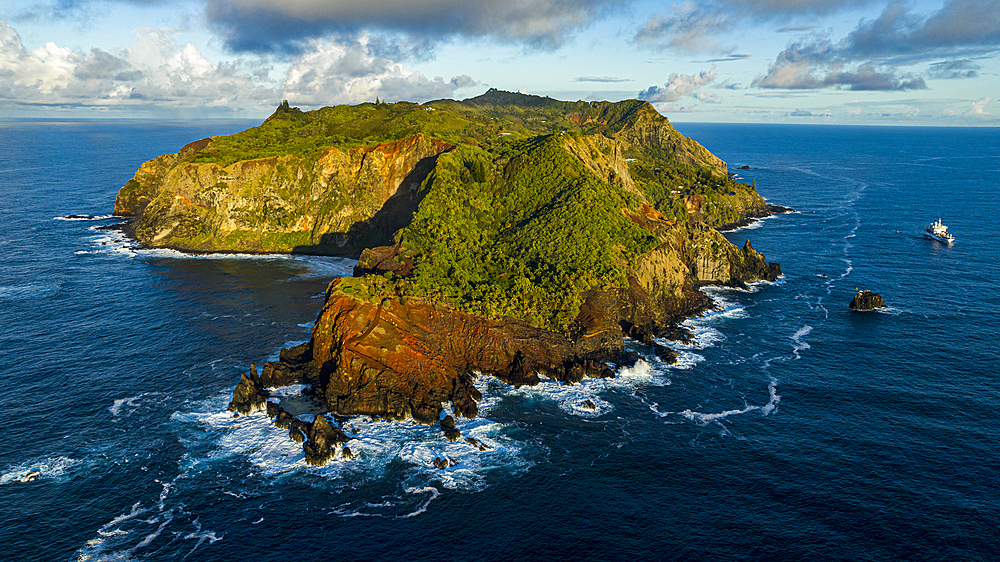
top-left (1, 120), bottom-right (998, 561)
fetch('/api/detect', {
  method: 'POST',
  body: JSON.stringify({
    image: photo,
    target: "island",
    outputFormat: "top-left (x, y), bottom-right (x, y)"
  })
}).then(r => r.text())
top-left (114, 89), bottom-right (785, 466)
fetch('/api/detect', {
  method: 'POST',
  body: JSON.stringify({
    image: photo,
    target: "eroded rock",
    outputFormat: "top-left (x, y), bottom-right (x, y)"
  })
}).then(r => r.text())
top-left (303, 415), bottom-right (350, 466)
top-left (228, 365), bottom-right (269, 415)
top-left (850, 290), bottom-right (886, 311)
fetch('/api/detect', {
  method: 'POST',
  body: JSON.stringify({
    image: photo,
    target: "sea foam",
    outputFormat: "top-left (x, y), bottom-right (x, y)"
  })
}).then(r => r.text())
top-left (0, 455), bottom-right (80, 485)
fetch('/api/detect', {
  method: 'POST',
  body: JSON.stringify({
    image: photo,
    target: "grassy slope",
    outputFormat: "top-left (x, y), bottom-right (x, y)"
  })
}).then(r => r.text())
top-left (130, 91), bottom-right (766, 330)
top-left (392, 137), bottom-right (659, 333)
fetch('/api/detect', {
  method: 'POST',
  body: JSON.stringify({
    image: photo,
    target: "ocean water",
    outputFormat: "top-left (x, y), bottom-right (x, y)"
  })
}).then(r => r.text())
top-left (1, 120), bottom-right (998, 561)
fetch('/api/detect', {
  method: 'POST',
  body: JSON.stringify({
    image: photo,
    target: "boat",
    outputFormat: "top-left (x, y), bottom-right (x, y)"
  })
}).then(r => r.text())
top-left (925, 218), bottom-right (955, 244)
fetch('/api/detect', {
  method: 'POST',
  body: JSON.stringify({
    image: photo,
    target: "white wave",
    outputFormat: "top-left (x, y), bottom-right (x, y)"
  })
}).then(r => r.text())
top-left (760, 380), bottom-right (782, 415)
top-left (472, 358), bottom-right (667, 422)
top-left (840, 258), bottom-right (853, 278)
top-left (109, 392), bottom-right (162, 417)
top-left (172, 389), bottom-right (533, 496)
top-left (651, 289), bottom-right (745, 360)
top-left (182, 519), bottom-right (224, 559)
top-left (790, 325), bottom-right (812, 359)
top-left (0, 282), bottom-right (61, 301)
top-left (74, 473), bottom-right (223, 562)
top-left (78, 229), bottom-right (138, 257)
top-left (676, 379), bottom-right (781, 425)
top-left (727, 218), bottom-right (765, 231)
top-left (395, 416), bottom-right (528, 492)
top-left (875, 306), bottom-right (903, 316)
top-left (0, 455), bottom-right (79, 485)
top-left (398, 487), bottom-right (440, 518)
top-left (329, 486), bottom-right (443, 519)
top-left (128, 248), bottom-right (356, 280)
top-left (173, 405), bottom-right (306, 477)
top-left (134, 248), bottom-right (291, 260)
top-left (55, 214), bottom-right (116, 221)
top-left (668, 351), bottom-right (705, 370)
top-left (679, 404), bottom-right (758, 424)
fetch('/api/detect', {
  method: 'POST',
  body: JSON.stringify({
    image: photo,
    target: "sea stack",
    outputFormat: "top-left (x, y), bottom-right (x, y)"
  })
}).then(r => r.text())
top-left (849, 290), bottom-right (886, 311)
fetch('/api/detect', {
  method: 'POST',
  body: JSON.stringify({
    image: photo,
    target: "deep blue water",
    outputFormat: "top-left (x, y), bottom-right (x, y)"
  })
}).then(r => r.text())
top-left (1, 121), bottom-right (998, 561)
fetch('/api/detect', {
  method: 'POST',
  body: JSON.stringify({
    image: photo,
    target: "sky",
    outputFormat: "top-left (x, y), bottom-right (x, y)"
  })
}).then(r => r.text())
top-left (1, 0), bottom-right (998, 125)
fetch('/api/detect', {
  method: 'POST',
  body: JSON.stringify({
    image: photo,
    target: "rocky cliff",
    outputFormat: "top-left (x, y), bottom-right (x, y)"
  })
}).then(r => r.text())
top-left (115, 90), bottom-right (770, 254)
top-left (116, 133), bottom-right (452, 253)
top-left (228, 198), bottom-right (781, 466)
top-left (111, 92), bottom-right (785, 467)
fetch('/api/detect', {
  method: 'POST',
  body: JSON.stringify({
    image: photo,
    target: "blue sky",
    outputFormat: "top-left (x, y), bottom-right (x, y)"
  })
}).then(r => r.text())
top-left (2, 0), bottom-right (998, 124)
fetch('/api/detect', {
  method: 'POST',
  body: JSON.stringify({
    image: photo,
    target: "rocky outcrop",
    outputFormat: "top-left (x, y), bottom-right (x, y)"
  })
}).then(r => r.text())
top-left (182, 94), bottom-right (788, 467)
top-left (619, 103), bottom-right (727, 175)
top-left (561, 134), bottom-right (642, 198)
top-left (850, 290), bottom-right (886, 311)
top-left (306, 278), bottom-right (617, 422)
top-left (237, 213), bottom-right (782, 458)
top-left (116, 134), bottom-right (452, 253)
top-left (228, 365), bottom-right (268, 416)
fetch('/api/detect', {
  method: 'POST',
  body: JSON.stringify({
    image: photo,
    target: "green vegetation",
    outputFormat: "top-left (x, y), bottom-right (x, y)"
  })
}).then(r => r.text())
top-left (388, 136), bottom-right (659, 333)
top-left (128, 90), bottom-right (769, 327)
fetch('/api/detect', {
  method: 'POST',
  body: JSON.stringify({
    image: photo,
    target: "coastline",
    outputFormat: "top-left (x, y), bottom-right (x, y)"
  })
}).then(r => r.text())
top-left (717, 204), bottom-right (795, 232)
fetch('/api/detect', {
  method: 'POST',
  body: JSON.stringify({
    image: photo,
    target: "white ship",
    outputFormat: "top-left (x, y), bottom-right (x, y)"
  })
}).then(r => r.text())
top-left (925, 218), bottom-right (955, 244)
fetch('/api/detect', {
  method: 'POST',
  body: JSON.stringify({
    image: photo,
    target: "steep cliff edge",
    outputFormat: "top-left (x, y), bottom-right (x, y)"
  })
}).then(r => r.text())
top-left (115, 91), bottom-right (772, 254)
top-left (116, 133), bottom-right (452, 253)
top-left (111, 93), bottom-right (786, 467)
top-left (224, 111), bottom-right (782, 465)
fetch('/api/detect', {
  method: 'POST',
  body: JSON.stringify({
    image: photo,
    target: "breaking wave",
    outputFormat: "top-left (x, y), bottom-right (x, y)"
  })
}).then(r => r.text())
top-left (0, 456), bottom-right (80, 485)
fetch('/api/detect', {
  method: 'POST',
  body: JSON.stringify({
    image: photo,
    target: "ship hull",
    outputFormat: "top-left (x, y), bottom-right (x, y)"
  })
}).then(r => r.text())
top-left (925, 231), bottom-right (955, 244)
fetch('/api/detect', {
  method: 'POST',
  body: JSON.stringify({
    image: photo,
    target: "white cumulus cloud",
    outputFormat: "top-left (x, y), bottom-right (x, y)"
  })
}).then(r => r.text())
top-left (0, 21), bottom-right (477, 115)
top-left (967, 96), bottom-right (992, 115)
top-left (638, 64), bottom-right (717, 103)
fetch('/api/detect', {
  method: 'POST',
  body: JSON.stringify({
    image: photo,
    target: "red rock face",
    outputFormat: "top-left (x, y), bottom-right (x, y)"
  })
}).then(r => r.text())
top-left (309, 279), bottom-right (613, 423)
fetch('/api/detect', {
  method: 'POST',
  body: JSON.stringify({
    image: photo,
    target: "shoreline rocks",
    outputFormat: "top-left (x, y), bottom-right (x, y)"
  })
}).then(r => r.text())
top-left (226, 226), bottom-right (784, 467)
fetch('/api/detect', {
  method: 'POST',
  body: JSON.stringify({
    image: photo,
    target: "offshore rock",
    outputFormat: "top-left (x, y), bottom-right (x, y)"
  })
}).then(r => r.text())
top-left (465, 437), bottom-right (490, 451)
top-left (228, 365), bottom-right (268, 415)
top-left (850, 290), bottom-right (886, 311)
top-left (303, 414), bottom-right (350, 466)
top-left (440, 415), bottom-right (462, 442)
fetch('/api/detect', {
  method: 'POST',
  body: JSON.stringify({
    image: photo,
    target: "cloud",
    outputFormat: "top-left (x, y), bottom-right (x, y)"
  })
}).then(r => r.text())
top-left (201, 0), bottom-right (627, 53)
top-left (967, 96), bottom-right (992, 115)
top-left (823, 65), bottom-right (926, 90)
top-left (280, 36), bottom-right (477, 105)
top-left (699, 53), bottom-right (753, 62)
top-left (634, 3), bottom-right (734, 54)
top-left (638, 64), bottom-right (716, 102)
top-left (0, 21), bottom-right (475, 113)
top-left (928, 59), bottom-right (979, 79)
top-left (635, 0), bottom-right (1000, 97)
top-left (634, 0), bottom-right (880, 53)
top-left (751, 0), bottom-right (1000, 92)
top-left (574, 76), bottom-right (632, 83)
top-left (753, 52), bottom-right (926, 91)
top-left (694, 91), bottom-right (719, 103)
top-left (777, 25), bottom-right (819, 33)
top-left (789, 109), bottom-right (813, 116)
